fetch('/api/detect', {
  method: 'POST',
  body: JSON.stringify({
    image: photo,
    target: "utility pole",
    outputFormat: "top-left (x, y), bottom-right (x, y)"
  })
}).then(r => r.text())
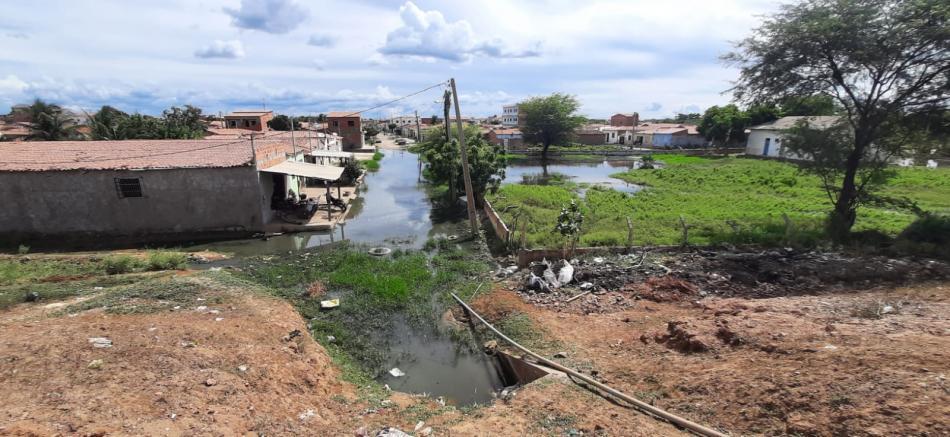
top-left (289, 115), bottom-right (297, 160)
top-left (450, 78), bottom-right (479, 233)
top-left (414, 110), bottom-right (421, 142)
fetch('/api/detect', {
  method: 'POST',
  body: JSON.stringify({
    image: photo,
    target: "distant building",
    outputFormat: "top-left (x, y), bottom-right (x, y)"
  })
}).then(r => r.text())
top-left (746, 116), bottom-right (841, 159)
top-left (327, 111), bottom-right (365, 150)
top-left (610, 113), bottom-right (639, 127)
top-left (0, 121), bottom-right (31, 141)
top-left (575, 127), bottom-right (607, 145)
top-left (487, 128), bottom-right (523, 149)
top-left (224, 110), bottom-right (274, 132)
top-left (632, 123), bottom-right (706, 148)
top-left (0, 137), bottom-right (343, 246)
top-left (502, 104), bottom-right (522, 127)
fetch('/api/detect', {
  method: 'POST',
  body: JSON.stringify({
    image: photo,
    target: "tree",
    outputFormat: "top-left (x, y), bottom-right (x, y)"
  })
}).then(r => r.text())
top-left (780, 95), bottom-right (839, 116)
top-left (698, 104), bottom-right (749, 146)
top-left (88, 105), bottom-right (128, 140)
top-left (415, 124), bottom-right (506, 204)
top-left (268, 114), bottom-right (300, 131)
top-left (25, 99), bottom-right (80, 140)
top-left (316, 113), bottom-right (327, 122)
top-left (674, 113), bottom-right (702, 123)
top-left (554, 200), bottom-right (584, 256)
top-left (726, 0), bottom-right (949, 240)
top-left (119, 114), bottom-right (164, 139)
top-left (363, 124), bottom-right (380, 139)
top-left (387, 123), bottom-right (397, 132)
top-left (430, 114), bottom-right (440, 124)
top-left (519, 93), bottom-right (586, 159)
top-left (161, 105), bottom-right (205, 139)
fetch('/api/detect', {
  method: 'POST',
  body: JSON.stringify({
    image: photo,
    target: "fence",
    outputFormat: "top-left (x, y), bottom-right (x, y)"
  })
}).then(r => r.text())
top-left (483, 199), bottom-right (510, 242)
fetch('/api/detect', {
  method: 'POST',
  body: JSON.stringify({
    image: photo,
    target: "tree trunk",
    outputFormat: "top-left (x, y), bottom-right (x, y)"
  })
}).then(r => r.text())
top-left (541, 141), bottom-right (551, 161)
top-left (828, 133), bottom-right (871, 241)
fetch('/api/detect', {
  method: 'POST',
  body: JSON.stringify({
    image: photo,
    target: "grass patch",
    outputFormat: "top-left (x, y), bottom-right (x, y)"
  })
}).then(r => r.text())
top-left (0, 274), bottom-right (144, 310)
top-left (240, 243), bottom-right (490, 378)
top-left (487, 157), bottom-right (950, 248)
top-left (373, 151), bottom-right (385, 161)
top-left (61, 273), bottom-right (206, 315)
top-left (146, 251), bottom-right (187, 271)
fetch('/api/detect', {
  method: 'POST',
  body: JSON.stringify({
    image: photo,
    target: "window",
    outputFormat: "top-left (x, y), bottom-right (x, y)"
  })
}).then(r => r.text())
top-left (347, 120), bottom-right (355, 127)
top-left (333, 121), bottom-right (339, 127)
top-left (114, 178), bottom-right (143, 198)
top-left (250, 120), bottom-right (257, 126)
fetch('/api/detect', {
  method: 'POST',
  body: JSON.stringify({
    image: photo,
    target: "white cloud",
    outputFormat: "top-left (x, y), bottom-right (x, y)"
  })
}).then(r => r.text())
top-left (223, 0), bottom-right (308, 34)
top-left (194, 40), bottom-right (245, 59)
top-left (307, 34), bottom-right (335, 48)
top-left (645, 102), bottom-right (663, 111)
top-left (0, 75), bottom-right (29, 94)
top-left (378, 2), bottom-right (542, 62)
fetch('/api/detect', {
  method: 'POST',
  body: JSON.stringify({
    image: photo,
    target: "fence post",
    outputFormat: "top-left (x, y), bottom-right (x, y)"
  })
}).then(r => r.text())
top-left (520, 219), bottom-right (528, 250)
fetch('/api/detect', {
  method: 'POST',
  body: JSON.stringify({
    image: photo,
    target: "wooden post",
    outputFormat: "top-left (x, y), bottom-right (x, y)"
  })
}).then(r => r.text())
top-left (520, 219), bottom-right (528, 249)
top-left (450, 78), bottom-right (479, 233)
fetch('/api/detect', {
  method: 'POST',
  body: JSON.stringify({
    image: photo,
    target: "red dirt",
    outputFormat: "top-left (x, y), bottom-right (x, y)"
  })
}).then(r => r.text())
top-left (481, 281), bottom-right (950, 436)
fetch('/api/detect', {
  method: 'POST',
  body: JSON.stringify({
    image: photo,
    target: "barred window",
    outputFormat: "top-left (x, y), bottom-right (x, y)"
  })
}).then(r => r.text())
top-left (114, 178), bottom-right (143, 198)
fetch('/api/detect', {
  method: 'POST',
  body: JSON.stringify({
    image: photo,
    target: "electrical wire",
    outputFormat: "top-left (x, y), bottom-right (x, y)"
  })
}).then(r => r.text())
top-left (4, 81), bottom-right (451, 166)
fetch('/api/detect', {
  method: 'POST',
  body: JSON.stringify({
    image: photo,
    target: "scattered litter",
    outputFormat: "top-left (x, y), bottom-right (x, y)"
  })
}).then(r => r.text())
top-left (203, 378), bottom-right (217, 387)
top-left (180, 340), bottom-right (196, 348)
top-left (368, 247), bottom-right (392, 256)
top-left (195, 306), bottom-right (208, 312)
top-left (25, 291), bottom-right (40, 302)
top-left (197, 298), bottom-right (205, 302)
top-left (87, 359), bottom-right (104, 369)
top-left (326, 335), bottom-right (336, 342)
top-left (320, 299), bottom-right (340, 309)
top-left (208, 309), bottom-right (220, 314)
top-left (823, 344), bottom-right (838, 350)
top-left (593, 257), bottom-right (605, 264)
top-left (881, 305), bottom-right (895, 314)
top-left (209, 267), bottom-right (222, 271)
top-left (557, 259), bottom-right (574, 285)
top-left (384, 384), bottom-right (391, 391)
top-left (447, 234), bottom-right (459, 241)
top-left (43, 302), bottom-right (66, 309)
top-left (173, 306), bottom-right (181, 310)
top-left (553, 351), bottom-right (568, 358)
top-left (376, 427), bottom-right (411, 437)
top-left (298, 409), bottom-right (316, 422)
top-left (148, 327), bottom-right (157, 332)
top-left (283, 330), bottom-right (302, 341)
top-left (579, 282), bottom-right (594, 290)
top-left (389, 367), bottom-right (405, 377)
top-left (927, 159), bottom-right (939, 169)
top-left (414, 421), bottom-right (425, 432)
top-left (436, 396), bottom-right (446, 406)
top-left (237, 364), bottom-right (248, 372)
top-left (214, 317), bottom-right (224, 322)
top-left (93, 286), bottom-right (104, 290)
top-left (88, 337), bottom-right (112, 348)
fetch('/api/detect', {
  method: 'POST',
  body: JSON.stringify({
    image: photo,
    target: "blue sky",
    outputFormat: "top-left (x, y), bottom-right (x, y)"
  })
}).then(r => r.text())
top-left (0, 0), bottom-right (782, 119)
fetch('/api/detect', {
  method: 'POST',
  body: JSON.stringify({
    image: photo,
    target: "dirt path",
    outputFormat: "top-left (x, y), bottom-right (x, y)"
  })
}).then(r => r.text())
top-left (474, 281), bottom-right (950, 436)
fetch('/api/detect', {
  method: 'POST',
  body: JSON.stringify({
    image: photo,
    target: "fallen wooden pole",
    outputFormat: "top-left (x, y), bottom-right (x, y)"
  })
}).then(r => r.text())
top-left (565, 289), bottom-right (592, 303)
top-left (451, 293), bottom-right (729, 437)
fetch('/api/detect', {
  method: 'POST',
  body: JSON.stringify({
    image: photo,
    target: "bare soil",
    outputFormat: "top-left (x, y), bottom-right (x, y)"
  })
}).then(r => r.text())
top-left (480, 268), bottom-right (950, 436)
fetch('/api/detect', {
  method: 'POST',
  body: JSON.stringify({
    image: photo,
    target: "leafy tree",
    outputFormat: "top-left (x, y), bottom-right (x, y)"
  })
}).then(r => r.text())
top-left (726, 0), bottom-right (949, 240)
top-left (119, 114), bottom-right (164, 139)
top-left (25, 99), bottom-right (80, 140)
top-left (88, 105), bottom-right (128, 140)
top-left (415, 124), bottom-right (506, 204)
top-left (674, 113), bottom-right (702, 123)
top-left (780, 95), bottom-right (839, 116)
top-left (520, 93), bottom-right (586, 159)
top-left (161, 105), bottom-right (205, 139)
top-left (387, 123), bottom-right (397, 132)
top-left (363, 124), bottom-right (380, 139)
top-left (430, 114), bottom-right (439, 124)
top-left (698, 104), bottom-right (749, 146)
top-left (268, 114), bottom-right (301, 131)
top-left (316, 113), bottom-right (327, 122)
top-left (554, 200), bottom-right (584, 256)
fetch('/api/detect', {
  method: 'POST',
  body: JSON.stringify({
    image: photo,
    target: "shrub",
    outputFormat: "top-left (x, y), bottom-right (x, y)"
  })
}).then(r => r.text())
top-left (17, 244), bottom-right (30, 255)
top-left (372, 151), bottom-right (384, 161)
top-left (363, 159), bottom-right (380, 171)
top-left (146, 251), bottom-right (187, 271)
top-left (103, 255), bottom-right (145, 275)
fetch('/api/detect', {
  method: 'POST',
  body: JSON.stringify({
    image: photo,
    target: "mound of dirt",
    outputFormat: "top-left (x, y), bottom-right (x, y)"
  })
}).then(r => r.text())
top-left (0, 294), bottom-right (354, 435)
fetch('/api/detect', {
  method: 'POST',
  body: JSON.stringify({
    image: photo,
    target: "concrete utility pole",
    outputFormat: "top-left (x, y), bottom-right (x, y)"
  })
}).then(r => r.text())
top-left (289, 115), bottom-right (297, 160)
top-left (450, 78), bottom-right (479, 233)
top-left (414, 110), bottom-right (421, 142)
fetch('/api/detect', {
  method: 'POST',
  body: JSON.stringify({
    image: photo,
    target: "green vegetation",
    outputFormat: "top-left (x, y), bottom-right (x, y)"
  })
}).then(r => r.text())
top-left (87, 104), bottom-right (206, 140)
top-left (241, 243), bottom-right (489, 375)
top-left (519, 93), bottom-right (586, 159)
top-left (413, 124), bottom-right (506, 202)
top-left (488, 156), bottom-right (950, 248)
top-left (267, 114), bottom-right (302, 131)
top-left (372, 151), bottom-right (384, 161)
top-left (362, 159), bottom-right (381, 171)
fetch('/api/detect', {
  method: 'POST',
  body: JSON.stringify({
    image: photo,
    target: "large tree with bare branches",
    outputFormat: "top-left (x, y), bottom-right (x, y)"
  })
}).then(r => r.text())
top-left (726, 0), bottom-right (949, 240)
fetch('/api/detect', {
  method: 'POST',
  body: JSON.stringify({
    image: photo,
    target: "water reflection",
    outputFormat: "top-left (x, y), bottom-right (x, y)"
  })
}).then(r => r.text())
top-left (503, 159), bottom-right (645, 194)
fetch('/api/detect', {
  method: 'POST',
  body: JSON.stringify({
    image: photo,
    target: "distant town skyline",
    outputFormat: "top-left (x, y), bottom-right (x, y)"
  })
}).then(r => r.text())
top-left (0, 0), bottom-right (781, 119)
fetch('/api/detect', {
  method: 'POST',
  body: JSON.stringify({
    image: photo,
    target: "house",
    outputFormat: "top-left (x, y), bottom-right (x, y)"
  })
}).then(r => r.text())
top-left (502, 104), bottom-right (522, 127)
top-left (0, 121), bottom-right (31, 141)
top-left (610, 113), bottom-right (639, 127)
top-left (0, 137), bottom-right (343, 246)
top-left (746, 116), bottom-right (841, 159)
top-left (327, 111), bottom-right (365, 150)
top-left (603, 126), bottom-right (636, 145)
top-left (632, 123), bottom-right (707, 148)
top-left (224, 110), bottom-right (273, 131)
top-left (575, 126), bottom-right (607, 145)
top-left (487, 128), bottom-right (523, 149)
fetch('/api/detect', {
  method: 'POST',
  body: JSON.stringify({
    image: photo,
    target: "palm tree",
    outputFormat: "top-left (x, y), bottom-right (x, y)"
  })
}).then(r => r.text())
top-left (26, 99), bottom-right (79, 140)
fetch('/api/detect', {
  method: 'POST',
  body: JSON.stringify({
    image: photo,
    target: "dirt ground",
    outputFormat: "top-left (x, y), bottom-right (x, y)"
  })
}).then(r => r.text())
top-left (475, 273), bottom-right (950, 436)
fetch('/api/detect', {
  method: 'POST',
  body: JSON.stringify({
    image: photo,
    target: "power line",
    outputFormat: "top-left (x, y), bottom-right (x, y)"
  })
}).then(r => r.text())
top-left (338, 80), bottom-right (449, 118)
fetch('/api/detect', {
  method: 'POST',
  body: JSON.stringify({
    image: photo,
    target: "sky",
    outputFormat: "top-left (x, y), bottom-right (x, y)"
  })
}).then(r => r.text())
top-left (0, 0), bottom-right (783, 120)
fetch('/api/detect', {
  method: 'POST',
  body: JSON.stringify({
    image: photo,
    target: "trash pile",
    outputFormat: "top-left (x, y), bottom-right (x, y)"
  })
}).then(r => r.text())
top-left (498, 248), bottom-right (950, 311)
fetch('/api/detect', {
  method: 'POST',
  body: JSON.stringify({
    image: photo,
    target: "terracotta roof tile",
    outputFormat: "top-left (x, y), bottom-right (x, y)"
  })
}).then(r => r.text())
top-left (0, 139), bottom-right (255, 172)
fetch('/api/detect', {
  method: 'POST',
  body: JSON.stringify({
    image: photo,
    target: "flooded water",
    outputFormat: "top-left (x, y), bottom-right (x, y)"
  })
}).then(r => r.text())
top-left (190, 150), bottom-right (465, 256)
top-left (503, 159), bottom-right (645, 194)
top-left (378, 315), bottom-right (507, 406)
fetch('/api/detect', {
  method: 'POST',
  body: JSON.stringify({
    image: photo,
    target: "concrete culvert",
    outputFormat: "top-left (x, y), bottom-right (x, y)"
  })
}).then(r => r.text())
top-left (368, 247), bottom-right (392, 256)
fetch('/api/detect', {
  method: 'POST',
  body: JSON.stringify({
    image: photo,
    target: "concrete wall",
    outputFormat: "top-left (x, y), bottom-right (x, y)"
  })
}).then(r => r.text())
top-left (0, 166), bottom-right (265, 244)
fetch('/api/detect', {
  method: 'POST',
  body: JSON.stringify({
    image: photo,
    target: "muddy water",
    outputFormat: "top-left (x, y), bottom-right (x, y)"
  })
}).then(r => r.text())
top-left (503, 159), bottom-right (645, 194)
top-left (194, 150), bottom-right (505, 406)
top-left (190, 150), bottom-right (465, 256)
